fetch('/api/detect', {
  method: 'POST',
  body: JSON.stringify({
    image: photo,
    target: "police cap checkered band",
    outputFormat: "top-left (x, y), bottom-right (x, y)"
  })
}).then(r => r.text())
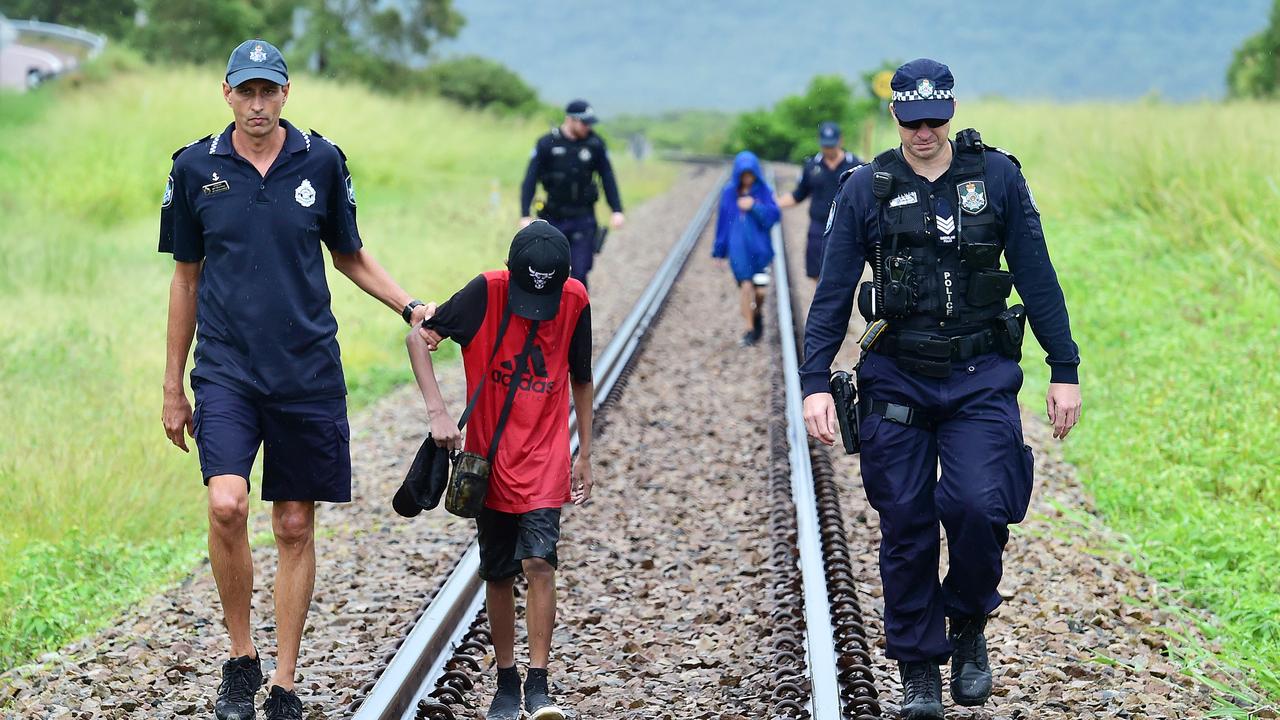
top-left (891, 87), bottom-right (955, 103)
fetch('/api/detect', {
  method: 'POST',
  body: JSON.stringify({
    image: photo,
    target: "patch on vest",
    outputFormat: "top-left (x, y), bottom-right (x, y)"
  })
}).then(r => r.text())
top-left (889, 191), bottom-right (918, 208)
top-left (578, 148), bottom-right (592, 162)
top-left (958, 180), bottom-right (987, 214)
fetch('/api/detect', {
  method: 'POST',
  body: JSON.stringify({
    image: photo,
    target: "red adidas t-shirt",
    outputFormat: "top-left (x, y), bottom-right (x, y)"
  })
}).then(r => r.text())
top-left (424, 270), bottom-right (591, 513)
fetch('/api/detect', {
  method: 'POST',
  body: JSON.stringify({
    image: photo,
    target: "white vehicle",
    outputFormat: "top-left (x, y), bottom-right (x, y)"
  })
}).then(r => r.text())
top-left (0, 14), bottom-right (99, 92)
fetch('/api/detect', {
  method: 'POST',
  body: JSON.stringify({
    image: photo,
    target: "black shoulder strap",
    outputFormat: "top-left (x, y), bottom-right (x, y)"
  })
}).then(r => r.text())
top-left (456, 305), bottom-right (514, 430)
top-left (485, 319), bottom-right (540, 463)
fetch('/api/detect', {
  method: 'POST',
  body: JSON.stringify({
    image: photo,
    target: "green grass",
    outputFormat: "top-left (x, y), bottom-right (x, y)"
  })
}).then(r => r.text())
top-left (948, 102), bottom-right (1280, 706)
top-left (0, 49), bottom-right (677, 671)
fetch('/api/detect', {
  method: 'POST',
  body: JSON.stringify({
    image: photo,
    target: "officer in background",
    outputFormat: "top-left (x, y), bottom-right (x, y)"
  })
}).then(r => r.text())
top-left (800, 59), bottom-right (1082, 719)
top-left (777, 121), bottom-right (862, 280)
top-left (519, 99), bottom-right (625, 288)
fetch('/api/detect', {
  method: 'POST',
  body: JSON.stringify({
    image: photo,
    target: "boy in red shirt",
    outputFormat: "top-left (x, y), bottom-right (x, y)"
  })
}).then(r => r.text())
top-left (405, 221), bottom-right (593, 720)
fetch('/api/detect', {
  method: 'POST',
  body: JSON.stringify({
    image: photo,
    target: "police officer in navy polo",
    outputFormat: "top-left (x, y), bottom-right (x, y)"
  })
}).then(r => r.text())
top-left (158, 39), bottom-right (434, 720)
top-left (777, 121), bottom-right (862, 280)
top-left (519, 99), bottom-right (625, 288)
top-left (800, 59), bottom-right (1082, 719)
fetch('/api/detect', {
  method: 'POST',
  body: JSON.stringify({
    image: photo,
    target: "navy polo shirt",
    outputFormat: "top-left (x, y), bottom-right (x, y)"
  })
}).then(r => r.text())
top-left (800, 142), bottom-right (1080, 396)
top-left (158, 119), bottom-right (362, 400)
top-left (791, 150), bottom-right (862, 229)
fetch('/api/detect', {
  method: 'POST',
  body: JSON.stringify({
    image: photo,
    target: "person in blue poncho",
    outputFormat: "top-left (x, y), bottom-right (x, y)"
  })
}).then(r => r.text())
top-left (713, 151), bottom-right (780, 346)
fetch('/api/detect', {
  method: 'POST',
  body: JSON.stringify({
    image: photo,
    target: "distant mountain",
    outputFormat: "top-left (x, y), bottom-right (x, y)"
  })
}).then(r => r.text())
top-left (439, 0), bottom-right (1270, 113)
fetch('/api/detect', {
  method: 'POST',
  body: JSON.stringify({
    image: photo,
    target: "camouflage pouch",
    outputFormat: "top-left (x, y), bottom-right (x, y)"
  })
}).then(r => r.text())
top-left (445, 451), bottom-right (490, 518)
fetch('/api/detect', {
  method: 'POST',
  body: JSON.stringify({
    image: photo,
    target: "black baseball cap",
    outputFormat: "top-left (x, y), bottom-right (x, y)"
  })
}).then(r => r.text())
top-left (508, 221), bottom-right (571, 320)
top-left (890, 58), bottom-right (956, 123)
top-left (226, 39), bottom-right (288, 87)
top-left (565, 98), bottom-right (598, 125)
top-left (818, 121), bottom-right (841, 147)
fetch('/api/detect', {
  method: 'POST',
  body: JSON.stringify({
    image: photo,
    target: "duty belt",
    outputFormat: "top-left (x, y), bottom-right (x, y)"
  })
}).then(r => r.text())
top-left (875, 327), bottom-right (998, 363)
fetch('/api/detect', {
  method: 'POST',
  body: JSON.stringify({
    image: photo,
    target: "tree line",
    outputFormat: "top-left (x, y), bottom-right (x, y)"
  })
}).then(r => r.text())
top-left (1, 0), bottom-right (542, 113)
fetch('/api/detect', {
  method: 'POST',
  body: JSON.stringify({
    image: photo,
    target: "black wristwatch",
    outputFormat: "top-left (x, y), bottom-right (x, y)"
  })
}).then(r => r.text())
top-left (401, 299), bottom-right (424, 324)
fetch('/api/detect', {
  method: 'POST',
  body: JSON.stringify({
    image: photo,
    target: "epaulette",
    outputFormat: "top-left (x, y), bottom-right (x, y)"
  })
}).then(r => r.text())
top-left (837, 165), bottom-right (859, 187)
top-left (308, 129), bottom-right (345, 160)
top-left (985, 145), bottom-right (1021, 169)
top-left (172, 134), bottom-right (212, 160)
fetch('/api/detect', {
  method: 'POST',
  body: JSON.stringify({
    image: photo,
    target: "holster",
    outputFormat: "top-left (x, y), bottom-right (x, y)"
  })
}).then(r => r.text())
top-left (445, 451), bottom-right (490, 518)
top-left (829, 371), bottom-right (861, 455)
top-left (992, 304), bottom-right (1027, 361)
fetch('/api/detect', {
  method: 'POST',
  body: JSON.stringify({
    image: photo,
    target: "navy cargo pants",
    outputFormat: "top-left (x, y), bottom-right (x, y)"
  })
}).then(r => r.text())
top-left (544, 214), bottom-right (598, 288)
top-left (855, 349), bottom-right (1035, 663)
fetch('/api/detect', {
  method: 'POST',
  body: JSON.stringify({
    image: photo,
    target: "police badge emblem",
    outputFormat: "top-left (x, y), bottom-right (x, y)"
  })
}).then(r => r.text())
top-left (824, 199), bottom-right (837, 235)
top-left (249, 44), bottom-right (267, 63)
top-left (958, 180), bottom-right (987, 214)
top-left (162, 175), bottom-right (174, 208)
top-left (578, 148), bottom-right (592, 162)
top-left (295, 179), bottom-right (316, 208)
top-left (917, 78), bottom-right (935, 98)
top-left (345, 175), bottom-right (356, 206)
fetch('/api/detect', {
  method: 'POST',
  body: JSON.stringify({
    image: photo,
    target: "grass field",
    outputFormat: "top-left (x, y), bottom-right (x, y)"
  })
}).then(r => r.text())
top-left (928, 103), bottom-right (1279, 708)
top-left (0, 50), bottom-right (677, 671)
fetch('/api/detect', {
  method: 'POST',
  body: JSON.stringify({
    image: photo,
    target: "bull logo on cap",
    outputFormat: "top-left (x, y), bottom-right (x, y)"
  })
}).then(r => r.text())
top-left (250, 44), bottom-right (267, 63)
top-left (529, 267), bottom-right (555, 290)
top-left (917, 78), bottom-right (935, 98)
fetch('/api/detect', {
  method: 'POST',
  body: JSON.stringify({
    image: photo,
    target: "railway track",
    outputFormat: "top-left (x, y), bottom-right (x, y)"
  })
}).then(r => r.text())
top-left (345, 166), bottom-right (883, 720)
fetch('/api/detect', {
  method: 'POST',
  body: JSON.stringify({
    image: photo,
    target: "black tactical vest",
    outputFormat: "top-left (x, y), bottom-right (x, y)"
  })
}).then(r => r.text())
top-left (540, 129), bottom-right (600, 217)
top-left (859, 129), bottom-right (1014, 334)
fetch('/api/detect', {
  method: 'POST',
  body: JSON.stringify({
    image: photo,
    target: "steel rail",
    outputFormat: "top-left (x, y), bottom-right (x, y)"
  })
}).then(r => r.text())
top-left (351, 167), bottom-right (728, 720)
top-left (768, 168), bottom-right (842, 718)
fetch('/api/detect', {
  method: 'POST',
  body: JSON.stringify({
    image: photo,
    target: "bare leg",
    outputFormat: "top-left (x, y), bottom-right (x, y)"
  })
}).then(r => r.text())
top-left (208, 475), bottom-right (256, 659)
top-left (270, 501), bottom-right (315, 690)
top-left (523, 558), bottom-right (557, 669)
top-left (487, 577), bottom-right (518, 668)
top-left (739, 281), bottom-right (756, 332)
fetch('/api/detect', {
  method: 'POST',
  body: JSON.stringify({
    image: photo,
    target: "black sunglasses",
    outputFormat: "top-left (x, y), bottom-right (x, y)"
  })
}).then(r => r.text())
top-left (897, 117), bottom-right (949, 130)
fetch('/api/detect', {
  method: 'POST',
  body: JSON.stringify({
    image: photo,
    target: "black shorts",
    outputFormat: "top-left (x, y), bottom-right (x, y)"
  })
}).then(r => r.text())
top-left (475, 507), bottom-right (562, 581)
top-left (192, 381), bottom-right (352, 503)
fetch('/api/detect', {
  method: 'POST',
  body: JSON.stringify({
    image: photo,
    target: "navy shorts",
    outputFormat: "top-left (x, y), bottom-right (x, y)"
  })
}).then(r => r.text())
top-left (475, 507), bottom-right (562, 581)
top-left (192, 381), bottom-right (352, 502)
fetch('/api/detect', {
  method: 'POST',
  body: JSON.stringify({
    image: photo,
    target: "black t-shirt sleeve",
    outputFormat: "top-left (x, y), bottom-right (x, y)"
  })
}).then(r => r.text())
top-left (568, 304), bottom-right (592, 383)
top-left (158, 161), bottom-right (204, 261)
top-left (322, 151), bottom-right (362, 254)
top-left (424, 274), bottom-right (488, 346)
top-left (791, 161), bottom-right (813, 202)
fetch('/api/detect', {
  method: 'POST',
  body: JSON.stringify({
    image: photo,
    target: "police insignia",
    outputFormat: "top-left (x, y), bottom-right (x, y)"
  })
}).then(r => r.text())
top-left (824, 200), bottom-right (837, 235)
top-left (1025, 182), bottom-right (1039, 214)
top-left (578, 148), bottom-right (592, 162)
top-left (249, 44), bottom-right (267, 63)
top-left (162, 175), bottom-right (174, 208)
top-left (295, 179), bottom-right (316, 208)
top-left (345, 175), bottom-right (356, 206)
top-left (958, 180), bottom-right (987, 214)
top-left (917, 78), bottom-right (935, 98)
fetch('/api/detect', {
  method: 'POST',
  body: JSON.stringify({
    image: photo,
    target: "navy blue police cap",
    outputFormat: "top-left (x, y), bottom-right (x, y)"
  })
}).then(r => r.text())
top-left (818, 121), bottom-right (841, 147)
top-left (565, 98), bottom-right (598, 125)
top-left (508, 220), bottom-right (572, 320)
top-left (226, 39), bottom-right (288, 87)
top-left (891, 58), bottom-right (955, 123)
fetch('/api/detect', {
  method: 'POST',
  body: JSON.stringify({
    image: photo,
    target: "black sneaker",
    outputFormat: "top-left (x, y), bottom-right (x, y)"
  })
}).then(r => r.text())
top-left (215, 654), bottom-right (262, 720)
top-left (487, 666), bottom-right (521, 720)
top-left (524, 668), bottom-right (565, 720)
top-left (897, 661), bottom-right (944, 720)
top-left (949, 615), bottom-right (993, 706)
top-left (263, 685), bottom-right (302, 720)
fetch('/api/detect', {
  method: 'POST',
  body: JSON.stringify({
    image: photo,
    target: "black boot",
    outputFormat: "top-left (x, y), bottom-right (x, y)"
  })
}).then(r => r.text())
top-left (897, 660), bottom-right (944, 720)
top-left (486, 666), bottom-right (522, 720)
top-left (215, 654), bottom-right (262, 720)
top-left (524, 667), bottom-right (565, 720)
top-left (949, 615), bottom-right (993, 706)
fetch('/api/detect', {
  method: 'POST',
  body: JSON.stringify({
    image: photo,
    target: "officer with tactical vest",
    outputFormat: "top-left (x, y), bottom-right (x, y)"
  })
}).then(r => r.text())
top-left (800, 59), bottom-right (1082, 719)
top-left (520, 99), bottom-right (625, 288)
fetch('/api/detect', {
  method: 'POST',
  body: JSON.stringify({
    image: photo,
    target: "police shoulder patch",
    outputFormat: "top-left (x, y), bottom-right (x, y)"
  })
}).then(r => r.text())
top-left (171, 134), bottom-right (213, 160)
top-left (824, 199), bottom-right (837, 235)
top-left (161, 174), bottom-right (174, 208)
top-left (345, 174), bottom-right (356, 206)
